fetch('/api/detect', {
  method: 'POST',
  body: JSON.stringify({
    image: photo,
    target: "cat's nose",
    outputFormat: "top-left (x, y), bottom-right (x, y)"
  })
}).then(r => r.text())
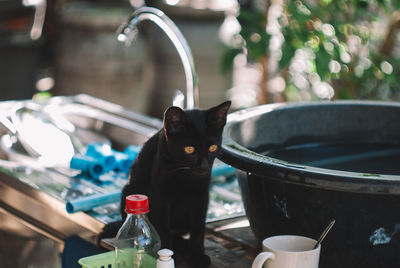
top-left (199, 158), bottom-right (209, 171)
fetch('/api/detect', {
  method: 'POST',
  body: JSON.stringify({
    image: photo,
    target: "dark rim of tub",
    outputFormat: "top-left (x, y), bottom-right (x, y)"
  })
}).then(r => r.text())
top-left (220, 101), bottom-right (400, 194)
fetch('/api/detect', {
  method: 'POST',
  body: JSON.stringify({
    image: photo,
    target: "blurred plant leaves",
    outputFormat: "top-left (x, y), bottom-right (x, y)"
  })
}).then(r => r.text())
top-left (315, 46), bottom-right (331, 80)
top-left (237, 9), bottom-right (271, 61)
top-left (221, 46), bottom-right (243, 74)
top-left (223, 0), bottom-right (400, 102)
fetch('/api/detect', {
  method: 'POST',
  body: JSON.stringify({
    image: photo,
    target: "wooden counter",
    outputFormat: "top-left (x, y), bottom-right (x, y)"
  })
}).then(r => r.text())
top-left (102, 216), bottom-right (259, 268)
top-left (203, 217), bottom-right (258, 268)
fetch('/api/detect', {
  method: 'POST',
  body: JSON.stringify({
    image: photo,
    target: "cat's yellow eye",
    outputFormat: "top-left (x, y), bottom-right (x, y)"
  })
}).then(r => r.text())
top-left (209, 145), bottom-right (218, 152)
top-left (184, 146), bottom-right (195, 154)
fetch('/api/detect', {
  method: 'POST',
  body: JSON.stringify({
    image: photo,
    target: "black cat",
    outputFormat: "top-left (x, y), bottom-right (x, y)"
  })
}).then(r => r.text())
top-left (99, 101), bottom-right (231, 267)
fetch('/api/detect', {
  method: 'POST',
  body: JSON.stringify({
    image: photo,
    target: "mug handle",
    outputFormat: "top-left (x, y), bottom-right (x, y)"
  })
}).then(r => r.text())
top-left (251, 252), bottom-right (276, 268)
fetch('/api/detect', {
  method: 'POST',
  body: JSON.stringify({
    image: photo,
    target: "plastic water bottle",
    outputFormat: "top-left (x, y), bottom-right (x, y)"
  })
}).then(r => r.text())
top-left (115, 195), bottom-right (161, 268)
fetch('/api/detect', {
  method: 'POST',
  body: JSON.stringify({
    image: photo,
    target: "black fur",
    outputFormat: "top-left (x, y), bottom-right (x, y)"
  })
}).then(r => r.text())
top-left (98, 101), bottom-right (231, 267)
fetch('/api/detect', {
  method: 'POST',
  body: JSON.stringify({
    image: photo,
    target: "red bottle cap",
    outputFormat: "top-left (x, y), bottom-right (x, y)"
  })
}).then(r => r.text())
top-left (125, 194), bottom-right (149, 215)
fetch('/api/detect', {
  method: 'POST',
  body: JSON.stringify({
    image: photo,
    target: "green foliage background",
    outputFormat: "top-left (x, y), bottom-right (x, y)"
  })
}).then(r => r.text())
top-left (223, 0), bottom-right (400, 102)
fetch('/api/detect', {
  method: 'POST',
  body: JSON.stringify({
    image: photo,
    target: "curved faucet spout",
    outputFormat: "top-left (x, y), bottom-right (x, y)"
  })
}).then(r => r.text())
top-left (117, 7), bottom-right (199, 109)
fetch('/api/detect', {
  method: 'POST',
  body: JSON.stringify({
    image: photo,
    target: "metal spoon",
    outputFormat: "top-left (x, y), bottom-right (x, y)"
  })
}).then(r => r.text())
top-left (314, 219), bottom-right (336, 249)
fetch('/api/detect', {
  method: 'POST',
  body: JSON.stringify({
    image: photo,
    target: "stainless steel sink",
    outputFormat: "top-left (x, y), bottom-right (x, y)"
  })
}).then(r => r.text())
top-left (0, 94), bottom-right (162, 244)
top-left (0, 94), bottom-right (244, 247)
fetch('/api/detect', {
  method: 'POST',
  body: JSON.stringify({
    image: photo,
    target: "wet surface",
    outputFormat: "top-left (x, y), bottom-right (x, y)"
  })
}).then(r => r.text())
top-left (263, 142), bottom-right (400, 175)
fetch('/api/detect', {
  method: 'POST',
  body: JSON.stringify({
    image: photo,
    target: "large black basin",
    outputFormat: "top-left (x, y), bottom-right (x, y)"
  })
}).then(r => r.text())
top-left (220, 101), bottom-right (400, 268)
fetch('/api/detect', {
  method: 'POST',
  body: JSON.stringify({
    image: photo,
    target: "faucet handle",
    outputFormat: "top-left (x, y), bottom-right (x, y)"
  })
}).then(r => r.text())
top-left (172, 90), bottom-right (185, 109)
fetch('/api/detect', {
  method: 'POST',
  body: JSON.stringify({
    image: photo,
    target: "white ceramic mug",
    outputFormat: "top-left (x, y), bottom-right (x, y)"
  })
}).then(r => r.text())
top-left (251, 235), bottom-right (320, 268)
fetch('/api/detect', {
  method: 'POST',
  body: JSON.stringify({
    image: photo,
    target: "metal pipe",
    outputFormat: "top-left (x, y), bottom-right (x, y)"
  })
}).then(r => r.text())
top-left (117, 7), bottom-right (199, 109)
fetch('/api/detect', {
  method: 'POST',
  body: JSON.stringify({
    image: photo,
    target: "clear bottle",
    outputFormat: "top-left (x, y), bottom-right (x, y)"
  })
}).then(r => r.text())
top-left (115, 194), bottom-right (161, 268)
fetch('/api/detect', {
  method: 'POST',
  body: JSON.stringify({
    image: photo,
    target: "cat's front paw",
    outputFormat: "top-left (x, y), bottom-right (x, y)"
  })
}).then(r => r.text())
top-left (189, 253), bottom-right (211, 267)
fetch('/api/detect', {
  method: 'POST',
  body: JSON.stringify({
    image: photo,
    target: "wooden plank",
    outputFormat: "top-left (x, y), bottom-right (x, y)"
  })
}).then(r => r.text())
top-left (206, 216), bottom-right (259, 255)
top-left (205, 235), bottom-right (253, 268)
top-left (177, 234), bottom-right (253, 268)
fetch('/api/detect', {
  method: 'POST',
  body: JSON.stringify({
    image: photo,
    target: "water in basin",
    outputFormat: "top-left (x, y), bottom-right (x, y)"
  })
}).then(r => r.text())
top-left (261, 143), bottom-right (400, 175)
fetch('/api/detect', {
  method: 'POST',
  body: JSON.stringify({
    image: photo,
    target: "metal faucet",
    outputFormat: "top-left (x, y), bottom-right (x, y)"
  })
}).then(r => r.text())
top-left (23, 0), bottom-right (47, 40)
top-left (117, 7), bottom-right (199, 109)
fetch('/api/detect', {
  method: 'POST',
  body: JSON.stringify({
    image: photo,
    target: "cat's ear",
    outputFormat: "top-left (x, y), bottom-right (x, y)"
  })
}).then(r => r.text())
top-left (164, 106), bottom-right (187, 135)
top-left (206, 101), bottom-right (231, 130)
